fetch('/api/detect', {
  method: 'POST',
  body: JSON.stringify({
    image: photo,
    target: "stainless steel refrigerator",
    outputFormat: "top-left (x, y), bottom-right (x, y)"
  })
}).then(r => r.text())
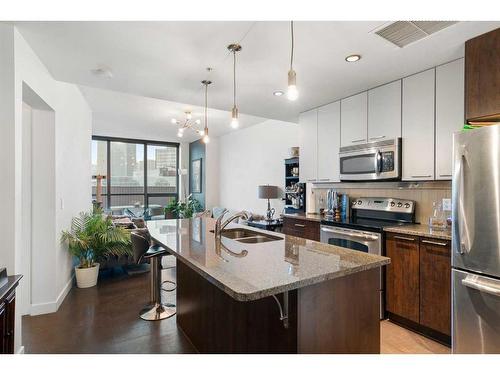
top-left (452, 125), bottom-right (500, 353)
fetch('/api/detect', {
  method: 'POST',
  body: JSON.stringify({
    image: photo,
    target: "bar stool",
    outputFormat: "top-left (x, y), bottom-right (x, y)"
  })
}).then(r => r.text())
top-left (131, 232), bottom-right (176, 321)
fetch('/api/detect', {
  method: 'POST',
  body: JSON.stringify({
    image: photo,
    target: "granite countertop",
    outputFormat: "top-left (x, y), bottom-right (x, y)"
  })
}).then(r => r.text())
top-left (384, 224), bottom-right (452, 240)
top-left (147, 218), bottom-right (389, 302)
top-left (282, 212), bottom-right (324, 222)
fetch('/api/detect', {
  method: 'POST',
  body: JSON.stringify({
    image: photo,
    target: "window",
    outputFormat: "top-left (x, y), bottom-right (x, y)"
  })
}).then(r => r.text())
top-left (91, 137), bottom-right (179, 212)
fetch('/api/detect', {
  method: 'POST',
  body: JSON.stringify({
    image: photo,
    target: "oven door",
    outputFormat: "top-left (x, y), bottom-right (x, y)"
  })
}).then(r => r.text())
top-left (320, 225), bottom-right (381, 255)
top-left (320, 225), bottom-right (384, 318)
top-left (339, 139), bottom-right (400, 181)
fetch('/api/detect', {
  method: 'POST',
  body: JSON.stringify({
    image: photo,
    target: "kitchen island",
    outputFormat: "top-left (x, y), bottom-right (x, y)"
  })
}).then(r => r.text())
top-left (147, 218), bottom-right (390, 354)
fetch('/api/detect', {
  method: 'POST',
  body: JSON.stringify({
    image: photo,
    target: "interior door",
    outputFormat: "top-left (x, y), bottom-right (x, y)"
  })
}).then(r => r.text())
top-left (452, 126), bottom-right (500, 278)
top-left (453, 269), bottom-right (500, 353)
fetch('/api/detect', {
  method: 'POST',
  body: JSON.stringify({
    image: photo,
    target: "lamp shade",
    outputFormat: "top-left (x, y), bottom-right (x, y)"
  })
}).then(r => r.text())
top-left (258, 185), bottom-right (279, 199)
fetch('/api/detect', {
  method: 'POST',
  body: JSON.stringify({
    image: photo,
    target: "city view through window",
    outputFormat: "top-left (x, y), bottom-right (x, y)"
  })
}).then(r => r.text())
top-left (91, 138), bottom-right (179, 211)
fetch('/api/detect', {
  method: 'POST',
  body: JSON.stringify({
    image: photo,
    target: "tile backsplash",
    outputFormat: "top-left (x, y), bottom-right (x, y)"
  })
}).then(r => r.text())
top-left (308, 181), bottom-right (451, 224)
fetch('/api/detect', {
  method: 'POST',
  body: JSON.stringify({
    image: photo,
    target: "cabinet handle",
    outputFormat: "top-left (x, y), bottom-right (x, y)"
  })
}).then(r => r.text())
top-left (369, 135), bottom-right (386, 140)
top-left (439, 174), bottom-right (452, 177)
top-left (318, 178), bottom-right (330, 181)
top-left (351, 139), bottom-right (366, 143)
top-left (421, 239), bottom-right (448, 247)
top-left (393, 235), bottom-right (415, 242)
top-left (306, 179), bottom-right (316, 182)
top-left (294, 223), bottom-right (306, 228)
top-left (411, 175), bottom-right (432, 178)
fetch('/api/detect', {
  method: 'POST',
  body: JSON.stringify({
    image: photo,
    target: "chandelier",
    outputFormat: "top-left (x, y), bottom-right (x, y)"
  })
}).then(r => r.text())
top-left (171, 111), bottom-right (205, 138)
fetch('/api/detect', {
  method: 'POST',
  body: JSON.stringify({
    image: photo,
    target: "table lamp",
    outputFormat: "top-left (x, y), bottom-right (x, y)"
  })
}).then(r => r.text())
top-left (258, 185), bottom-right (279, 221)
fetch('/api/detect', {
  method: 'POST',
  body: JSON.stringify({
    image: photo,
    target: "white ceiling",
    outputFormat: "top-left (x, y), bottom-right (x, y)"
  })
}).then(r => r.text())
top-left (14, 21), bottom-right (500, 123)
top-left (80, 85), bottom-right (267, 142)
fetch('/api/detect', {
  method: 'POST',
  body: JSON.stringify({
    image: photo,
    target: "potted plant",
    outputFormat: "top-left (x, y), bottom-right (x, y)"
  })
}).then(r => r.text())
top-left (61, 211), bottom-right (131, 288)
top-left (164, 195), bottom-right (203, 219)
top-left (164, 198), bottom-right (179, 219)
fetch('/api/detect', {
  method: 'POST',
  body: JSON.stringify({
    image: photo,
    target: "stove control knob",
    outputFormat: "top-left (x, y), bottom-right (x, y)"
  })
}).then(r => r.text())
top-left (390, 202), bottom-right (395, 207)
top-left (397, 202), bottom-right (403, 208)
top-left (404, 203), bottom-right (410, 208)
top-left (357, 200), bottom-right (362, 205)
top-left (352, 201), bottom-right (357, 205)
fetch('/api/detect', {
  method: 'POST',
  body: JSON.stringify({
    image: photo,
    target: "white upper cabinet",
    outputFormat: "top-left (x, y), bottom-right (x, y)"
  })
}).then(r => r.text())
top-left (368, 80), bottom-right (402, 141)
top-left (435, 59), bottom-right (464, 180)
top-left (317, 101), bottom-right (341, 182)
top-left (340, 92), bottom-right (368, 147)
top-left (299, 109), bottom-right (318, 183)
top-left (402, 68), bottom-right (436, 181)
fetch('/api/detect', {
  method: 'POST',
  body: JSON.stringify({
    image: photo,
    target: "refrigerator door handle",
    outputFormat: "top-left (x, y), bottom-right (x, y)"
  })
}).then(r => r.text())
top-left (462, 274), bottom-right (500, 297)
top-left (454, 148), bottom-right (471, 255)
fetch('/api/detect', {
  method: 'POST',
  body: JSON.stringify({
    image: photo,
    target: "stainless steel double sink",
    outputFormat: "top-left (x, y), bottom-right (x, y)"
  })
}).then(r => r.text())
top-left (217, 228), bottom-right (283, 244)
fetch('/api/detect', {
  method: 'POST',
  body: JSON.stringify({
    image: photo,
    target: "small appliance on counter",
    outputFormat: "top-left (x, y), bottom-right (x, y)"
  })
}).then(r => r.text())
top-left (284, 182), bottom-right (306, 214)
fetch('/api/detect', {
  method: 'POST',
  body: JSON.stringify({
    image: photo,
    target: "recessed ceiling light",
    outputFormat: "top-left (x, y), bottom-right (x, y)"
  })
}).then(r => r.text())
top-left (345, 54), bottom-right (361, 62)
top-left (273, 90), bottom-right (284, 97)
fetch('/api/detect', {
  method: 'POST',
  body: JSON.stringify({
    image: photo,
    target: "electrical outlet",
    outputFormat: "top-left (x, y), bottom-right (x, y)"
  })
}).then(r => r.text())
top-left (442, 198), bottom-right (452, 211)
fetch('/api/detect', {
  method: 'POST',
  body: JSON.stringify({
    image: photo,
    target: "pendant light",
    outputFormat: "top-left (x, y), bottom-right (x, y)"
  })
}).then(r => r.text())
top-left (227, 43), bottom-right (242, 129)
top-left (201, 79), bottom-right (211, 143)
top-left (287, 21), bottom-right (298, 101)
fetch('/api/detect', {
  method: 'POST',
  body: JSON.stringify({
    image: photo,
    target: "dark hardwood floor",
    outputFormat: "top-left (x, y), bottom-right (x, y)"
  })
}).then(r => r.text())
top-left (22, 259), bottom-right (449, 354)
top-left (22, 262), bottom-right (196, 354)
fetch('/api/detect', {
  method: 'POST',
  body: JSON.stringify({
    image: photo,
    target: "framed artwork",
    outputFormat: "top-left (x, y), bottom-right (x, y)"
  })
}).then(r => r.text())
top-left (192, 158), bottom-right (202, 193)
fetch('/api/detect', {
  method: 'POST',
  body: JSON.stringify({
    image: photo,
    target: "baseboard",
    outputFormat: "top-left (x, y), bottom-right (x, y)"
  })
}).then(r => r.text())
top-left (30, 301), bottom-right (57, 315)
top-left (56, 275), bottom-right (74, 310)
top-left (16, 345), bottom-right (25, 354)
top-left (30, 275), bottom-right (74, 316)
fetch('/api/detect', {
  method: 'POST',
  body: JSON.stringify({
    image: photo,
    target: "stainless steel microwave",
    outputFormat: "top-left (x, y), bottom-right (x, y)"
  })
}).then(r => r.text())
top-left (339, 138), bottom-right (401, 181)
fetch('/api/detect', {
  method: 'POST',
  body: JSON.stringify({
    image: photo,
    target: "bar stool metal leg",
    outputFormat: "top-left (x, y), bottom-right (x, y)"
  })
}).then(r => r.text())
top-left (140, 255), bottom-right (176, 321)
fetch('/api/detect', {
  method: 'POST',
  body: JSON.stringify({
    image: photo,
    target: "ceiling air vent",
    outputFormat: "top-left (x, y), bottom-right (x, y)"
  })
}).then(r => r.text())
top-left (375, 21), bottom-right (458, 48)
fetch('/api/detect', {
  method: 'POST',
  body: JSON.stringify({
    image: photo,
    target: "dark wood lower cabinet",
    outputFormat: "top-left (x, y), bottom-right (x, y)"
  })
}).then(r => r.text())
top-left (0, 275), bottom-right (22, 354)
top-left (385, 233), bottom-right (420, 322)
top-left (283, 217), bottom-right (320, 241)
top-left (419, 238), bottom-right (451, 336)
top-left (385, 233), bottom-right (451, 345)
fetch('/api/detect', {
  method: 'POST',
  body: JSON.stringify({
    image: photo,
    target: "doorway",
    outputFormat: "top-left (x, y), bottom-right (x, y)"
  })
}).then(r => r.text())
top-left (20, 83), bottom-right (56, 316)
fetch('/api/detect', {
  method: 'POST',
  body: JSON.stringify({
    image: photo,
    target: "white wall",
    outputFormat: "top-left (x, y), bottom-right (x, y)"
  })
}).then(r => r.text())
top-left (31, 108), bottom-right (56, 308)
top-left (0, 25), bottom-right (93, 352)
top-left (0, 24), bottom-right (16, 277)
top-left (218, 119), bottom-right (299, 216)
top-left (205, 137), bottom-right (219, 209)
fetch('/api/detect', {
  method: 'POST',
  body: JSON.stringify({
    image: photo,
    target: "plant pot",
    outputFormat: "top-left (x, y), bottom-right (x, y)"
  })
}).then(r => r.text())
top-left (75, 263), bottom-right (100, 288)
top-left (165, 211), bottom-right (176, 219)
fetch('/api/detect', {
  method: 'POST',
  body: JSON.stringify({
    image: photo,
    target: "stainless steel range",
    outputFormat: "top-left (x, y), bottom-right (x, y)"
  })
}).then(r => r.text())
top-left (320, 197), bottom-right (415, 318)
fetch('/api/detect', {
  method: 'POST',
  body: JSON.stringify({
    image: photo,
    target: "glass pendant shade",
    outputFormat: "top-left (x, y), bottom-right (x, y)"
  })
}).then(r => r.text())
top-left (287, 69), bottom-right (298, 101)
